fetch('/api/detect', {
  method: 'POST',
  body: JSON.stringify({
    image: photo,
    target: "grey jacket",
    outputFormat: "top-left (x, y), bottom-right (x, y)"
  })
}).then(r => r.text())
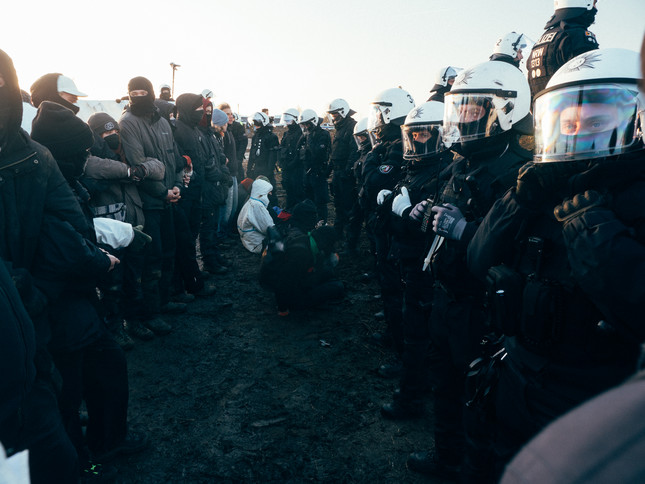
top-left (83, 155), bottom-right (165, 226)
top-left (119, 108), bottom-right (184, 210)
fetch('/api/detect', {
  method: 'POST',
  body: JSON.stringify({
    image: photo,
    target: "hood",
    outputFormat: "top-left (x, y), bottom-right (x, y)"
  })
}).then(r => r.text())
top-left (250, 178), bottom-right (273, 204)
top-left (0, 49), bottom-right (24, 153)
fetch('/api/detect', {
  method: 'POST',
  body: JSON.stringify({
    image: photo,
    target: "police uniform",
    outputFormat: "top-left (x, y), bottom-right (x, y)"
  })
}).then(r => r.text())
top-left (528, 17), bottom-right (598, 99)
top-left (329, 116), bottom-right (357, 242)
top-left (467, 152), bottom-right (645, 480)
top-left (299, 124), bottom-right (332, 222)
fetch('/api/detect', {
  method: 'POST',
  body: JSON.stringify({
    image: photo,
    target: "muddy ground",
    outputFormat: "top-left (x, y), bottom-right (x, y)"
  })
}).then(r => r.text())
top-left (113, 173), bottom-right (449, 484)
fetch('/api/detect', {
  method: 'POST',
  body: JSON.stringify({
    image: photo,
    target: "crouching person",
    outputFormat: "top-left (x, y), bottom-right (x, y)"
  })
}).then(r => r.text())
top-left (260, 202), bottom-right (345, 316)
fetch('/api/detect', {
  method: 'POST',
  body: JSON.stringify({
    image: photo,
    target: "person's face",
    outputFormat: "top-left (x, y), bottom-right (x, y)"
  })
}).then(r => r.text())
top-left (330, 112), bottom-right (342, 124)
top-left (100, 129), bottom-right (119, 139)
top-left (59, 91), bottom-right (78, 104)
top-left (205, 106), bottom-right (213, 116)
top-left (412, 128), bottom-right (432, 143)
top-left (223, 108), bottom-right (234, 125)
top-left (458, 103), bottom-right (487, 123)
top-left (130, 90), bottom-right (148, 98)
top-left (516, 49), bottom-right (524, 62)
top-left (559, 103), bottom-right (619, 136)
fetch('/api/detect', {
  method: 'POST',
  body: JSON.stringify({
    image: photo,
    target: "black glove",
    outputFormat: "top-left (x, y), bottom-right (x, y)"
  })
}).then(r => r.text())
top-left (554, 190), bottom-right (605, 223)
top-left (130, 225), bottom-right (152, 251)
top-left (130, 165), bottom-right (147, 182)
top-left (515, 162), bottom-right (546, 208)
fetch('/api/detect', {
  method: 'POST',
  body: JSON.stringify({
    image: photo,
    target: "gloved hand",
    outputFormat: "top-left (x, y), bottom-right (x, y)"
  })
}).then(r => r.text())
top-left (409, 200), bottom-right (429, 222)
top-left (432, 203), bottom-right (467, 240)
top-left (129, 165), bottom-right (147, 182)
top-left (130, 225), bottom-right (152, 251)
top-left (377, 189), bottom-right (392, 205)
top-left (392, 187), bottom-right (412, 217)
top-left (554, 190), bottom-right (605, 223)
top-left (515, 162), bottom-right (545, 207)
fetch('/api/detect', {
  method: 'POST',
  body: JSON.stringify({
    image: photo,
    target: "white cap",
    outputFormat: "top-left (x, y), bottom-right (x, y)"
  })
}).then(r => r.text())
top-left (57, 75), bottom-right (87, 97)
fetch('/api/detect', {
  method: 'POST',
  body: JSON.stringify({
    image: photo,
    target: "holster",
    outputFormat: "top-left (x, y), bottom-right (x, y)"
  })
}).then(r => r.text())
top-left (485, 265), bottom-right (523, 336)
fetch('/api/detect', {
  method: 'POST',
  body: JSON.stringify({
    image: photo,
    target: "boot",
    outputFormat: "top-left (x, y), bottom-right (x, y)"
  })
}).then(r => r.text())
top-left (380, 392), bottom-right (424, 420)
top-left (125, 320), bottom-right (154, 341)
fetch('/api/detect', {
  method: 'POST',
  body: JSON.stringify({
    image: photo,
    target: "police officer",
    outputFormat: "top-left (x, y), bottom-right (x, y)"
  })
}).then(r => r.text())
top-left (345, 118), bottom-right (372, 256)
top-left (363, 88), bottom-right (415, 375)
top-left (247, 111), bottom-right (280, 206)
top-left (490, 32), bottom-right (531, 68)
top-left (527, 0), bottom-right (599, 99)
top-left (297, 109), bottom-right (332, 223)
top-left (406, 60), bottom-right (533, 480)
top-left (326, 98), bottom-right (358, 245)
top-left (468, 47), bottom-right (645, 482)
top-left (379, 101), bottom-right (454, 420)
top-left (278, 108), bottom-right (305, 209)
top-left (427, 66), bottom-right (462, 102)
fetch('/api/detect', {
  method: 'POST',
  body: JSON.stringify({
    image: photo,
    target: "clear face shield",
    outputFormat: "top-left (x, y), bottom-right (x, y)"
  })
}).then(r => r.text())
top-left (444, 93), bottom-right (504, 144)
top-left (401, 123), bottom-right (444, 160)
top-left (282, 113), bottom-right (297, 126)
top-left (367, 105), bottom-right (389, 146)
top-left (353, 131), bottom-right (370, 150)
top-left (534, 83), bottom-right (641, 162)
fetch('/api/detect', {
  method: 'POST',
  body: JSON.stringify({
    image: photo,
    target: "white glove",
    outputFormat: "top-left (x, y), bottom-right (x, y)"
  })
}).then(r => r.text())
top-left (377, 189), bottom-right (392, 205)
top-left (392, 187), bottom-right (412, 217)
top-left (431, 203), bottom-right (467, 240)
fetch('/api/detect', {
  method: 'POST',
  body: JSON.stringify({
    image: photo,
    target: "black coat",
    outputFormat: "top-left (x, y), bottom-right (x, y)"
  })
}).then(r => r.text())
top-left (330, 117), bottom-right (357, 176)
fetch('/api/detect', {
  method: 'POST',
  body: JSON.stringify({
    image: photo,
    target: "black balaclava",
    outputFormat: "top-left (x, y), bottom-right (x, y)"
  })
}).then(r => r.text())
top-left (31, 101), bottom-right (94, 180)
top-left (30, 73), bottom-right (79, 114)
top-left (159, 89), bottom-right (172, 101)
top-left (0, 49), bottom-right (23, 155)
top-left (128, 76), bottom-right (156, 117)
top-left (176, 93), bottom-right (204, 128)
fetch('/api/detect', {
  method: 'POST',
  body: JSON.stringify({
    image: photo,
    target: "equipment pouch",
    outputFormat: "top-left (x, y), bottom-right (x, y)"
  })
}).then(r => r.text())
top-left (93, 202), bottom-right (127, 222)
top-left (485, 265), bottom-right (523, 336)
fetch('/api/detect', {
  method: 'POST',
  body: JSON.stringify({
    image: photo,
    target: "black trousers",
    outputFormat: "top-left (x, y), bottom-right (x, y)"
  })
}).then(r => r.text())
top-left (142, 206), bottom-right (176, 317)
top-left (51, 328), bottom-right (128, 464)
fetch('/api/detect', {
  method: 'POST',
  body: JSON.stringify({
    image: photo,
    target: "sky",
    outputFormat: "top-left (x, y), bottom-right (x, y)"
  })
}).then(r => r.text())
top-left (2, 0), bottom-right (644, 120)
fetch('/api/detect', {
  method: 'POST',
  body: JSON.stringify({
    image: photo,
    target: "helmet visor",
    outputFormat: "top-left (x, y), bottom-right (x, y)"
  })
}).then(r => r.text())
top-left (444, 93), bottom-right (502, 143)
top-left (401, 123), bottom-right (444, 159)
top-left (534, 84), bottom-right (640, 162)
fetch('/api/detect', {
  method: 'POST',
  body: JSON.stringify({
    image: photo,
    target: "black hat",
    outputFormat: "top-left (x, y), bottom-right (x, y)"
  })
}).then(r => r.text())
top-left (31, 101), bottom-right (94, 159)
top-left (87, 112), bottom-right (119, 137)
top-left (291, 199), bottom-right (318, 232)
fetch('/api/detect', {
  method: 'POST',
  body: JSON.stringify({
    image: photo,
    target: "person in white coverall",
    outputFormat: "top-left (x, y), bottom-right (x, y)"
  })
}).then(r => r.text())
top-left (237, 178), bottom-right (275, 254)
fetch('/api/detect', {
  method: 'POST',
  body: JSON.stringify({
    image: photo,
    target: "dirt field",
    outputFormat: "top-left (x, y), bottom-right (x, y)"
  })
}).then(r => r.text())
top-left (113, 170), bottom-right (448, 483)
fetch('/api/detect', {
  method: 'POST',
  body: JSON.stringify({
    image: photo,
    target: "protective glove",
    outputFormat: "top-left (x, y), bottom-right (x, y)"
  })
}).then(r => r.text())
top-left (392, 187), bottom-right (412, 217)
top-left (130, 225), bottom-right (152, 251)
top-left (554, 190), bottom-right (605, 223)
top-left (431, 203), bottom-right (467, 240)
top-left (515, 162), bottom-right (545, 207)
top-left (377, 189), bottom-right (392, 205)
top-left (409, 200), bottom-right (429, 222)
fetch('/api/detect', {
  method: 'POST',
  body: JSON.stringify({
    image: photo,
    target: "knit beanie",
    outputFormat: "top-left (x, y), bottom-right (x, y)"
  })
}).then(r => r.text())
top-left (87, 112), bottom-right (119, 137)
top-left (31, 101), bottom-right (94, 159)
top-left (291, 199), bottom-right (318, 232)
top-left (211, 108), bottom-right (228, 127)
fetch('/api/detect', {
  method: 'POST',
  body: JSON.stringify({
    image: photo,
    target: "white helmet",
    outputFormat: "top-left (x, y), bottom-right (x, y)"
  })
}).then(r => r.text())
top-left (232, 112), bottom-right (240, 122)
top-left (443, 61), bottom-right (531, 146)
top-left (298, 109), bottom-right (318, 126)
top-left (493, 32), bottom-right (532, 60)
top-left (201, 89), bottom-right (214, 99)
top-left (369, 88), bottom-right (415, 127)
top-left (281, 108), bottom-right (299, 126)
top-left (353, 117), bottom-right (371, 149)
top-left (554, 0), bottom-right (595, 10)
top-left (160, 84), bottom-right (171, 91)
top-left (401, 101), bottom-right (447, 160)
top-left (252, 111), bottom-right (270, 127)
top-left (533, 48), bottom-right (643, 163)
top-left (431, 66), bottom-right (463, 91)
top-left (326, 98), bottom-right (355, 119)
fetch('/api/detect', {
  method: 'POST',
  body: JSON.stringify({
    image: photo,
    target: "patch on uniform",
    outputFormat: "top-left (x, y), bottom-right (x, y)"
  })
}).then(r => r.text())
top-left (410, 106), bottom-right (424, 119)
top-left (456, 68), bottom-right (474, 86)
top-left (585, 31), bottom-right (597, 43)
top-left (378, 164), bottom-right (393, 174)
top-left (564, 51), bottom-right (601, 72)
top-left (537, 31), bottom-right (557, 44)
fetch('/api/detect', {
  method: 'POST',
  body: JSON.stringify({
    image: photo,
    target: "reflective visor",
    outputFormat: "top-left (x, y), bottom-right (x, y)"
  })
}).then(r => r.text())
top-left (443, 93), bottom-right (502, 143)
top-left (401, 124), bottom-right (443, 159)
top-left (534, 84), bottom-right (640, 162)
